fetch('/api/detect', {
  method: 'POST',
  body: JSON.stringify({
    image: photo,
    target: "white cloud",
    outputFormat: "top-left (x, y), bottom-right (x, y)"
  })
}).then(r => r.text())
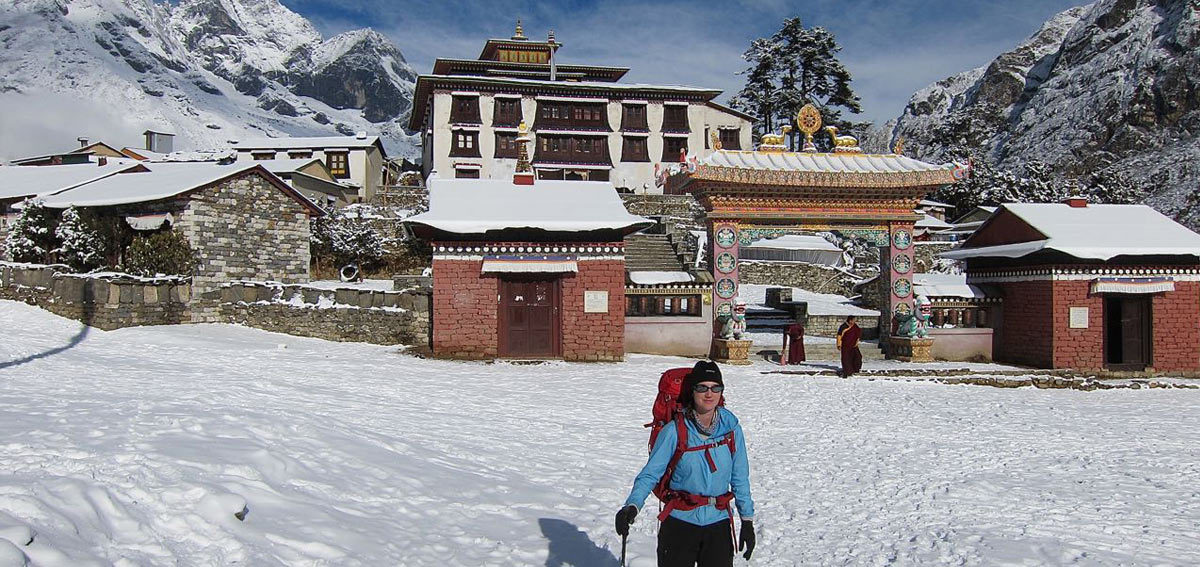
top-left (0, 92), bottom-right (148, 163)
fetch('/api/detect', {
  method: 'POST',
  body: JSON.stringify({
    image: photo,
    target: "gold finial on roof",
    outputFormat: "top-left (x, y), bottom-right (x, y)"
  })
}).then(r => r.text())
top-left (515, 121), bottom-right (533, 174)
top-left (711, 130), bottom-right (722, 150)
top-left (1068, 178), bottom-right (1082, 197)
top-left (796, 103), bottom-right (822, 152)
top-left (893, 137), bottom-right (905, 155)
top-left (825, 126), bottom-right (862, 154)
top-left (758, 125), bottom-right (791, 152)
top-left (512, 19), bottom-right (527, 40)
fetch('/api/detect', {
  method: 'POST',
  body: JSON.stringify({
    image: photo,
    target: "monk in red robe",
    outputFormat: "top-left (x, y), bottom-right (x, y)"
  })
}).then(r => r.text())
top-left (837, 315), bottom-right (862, 377)
top-left (784, 322), bottom-right (806, 364)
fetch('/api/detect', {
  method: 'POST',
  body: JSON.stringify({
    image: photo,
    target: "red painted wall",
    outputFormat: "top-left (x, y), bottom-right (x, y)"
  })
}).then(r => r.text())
top-left (993, 277), bottom-right (1200, 371)
top-left (1151, 281), bottom-right (1200, 371)
top-left (431, 250), bottom-right (625, 361)
top-left (995, 280), bottom-right (1054, 368)
top-left (1051, 280), bottom-right (1104, 370)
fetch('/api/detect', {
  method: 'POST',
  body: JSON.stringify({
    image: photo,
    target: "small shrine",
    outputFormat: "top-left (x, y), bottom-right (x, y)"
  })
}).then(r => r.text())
top-left (666, 104), bottom-right (966, 361)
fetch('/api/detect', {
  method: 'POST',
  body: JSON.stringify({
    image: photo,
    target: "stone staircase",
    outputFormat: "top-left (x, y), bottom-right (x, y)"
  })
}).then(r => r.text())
top-left (624, 233), bottom-right (687, 271)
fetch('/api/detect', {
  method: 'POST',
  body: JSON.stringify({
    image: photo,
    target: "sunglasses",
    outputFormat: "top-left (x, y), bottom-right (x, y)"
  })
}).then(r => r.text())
top-left (693, 384), bottom-right (724, 393)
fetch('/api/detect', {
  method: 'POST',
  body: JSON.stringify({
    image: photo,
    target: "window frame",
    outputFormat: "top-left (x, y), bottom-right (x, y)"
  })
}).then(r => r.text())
top-left (449, 95), bottom-right (481, 124)
top-left (719, 128), bottom-right (742, 151)
top-left (450, 130), bottom-right (481, 158)
top-left (493, 98), bottom-right (522, 127)
top-left (621, 136), bottom-right (650, 162)
top-left (661, 136), bottom-right (688, 162)
top-left (326, 151), bottom-right (350, 178)
top-left (621, 104), bottom-right (648, 131)
top-left (661, 104), bottom-right (690, 132)
top-left (494, 132), bottom-right (519, 159)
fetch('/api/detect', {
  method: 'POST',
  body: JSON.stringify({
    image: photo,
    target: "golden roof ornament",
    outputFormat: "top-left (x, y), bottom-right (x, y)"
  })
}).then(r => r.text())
top-left (758, 125), bottom-right (790, 152)
top-left (710, 130), bottom-right (722, 151)
top-left (825, 126), bottom-right (862, 154)
top-left (1068, 178), bottom-right (1082, 197)
top-left (796, 103), bottom-right (822, 152)
top-left (893, 137), bottom-right (905, 155)
top-left (515, 121), bottom-right (533, 174)
top-left (512, 19), bottom-right (527, 40)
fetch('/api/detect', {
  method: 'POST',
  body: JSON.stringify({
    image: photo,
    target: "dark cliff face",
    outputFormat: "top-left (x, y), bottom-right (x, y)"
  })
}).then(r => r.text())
top-left (287, 32), bottom-right (417, 124)
top-left (891, 0), bottom-right (1200, 216)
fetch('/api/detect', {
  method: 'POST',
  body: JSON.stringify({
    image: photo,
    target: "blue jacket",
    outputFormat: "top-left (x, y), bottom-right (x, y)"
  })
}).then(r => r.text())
top-left (624, 407), bottom-right (754, 526)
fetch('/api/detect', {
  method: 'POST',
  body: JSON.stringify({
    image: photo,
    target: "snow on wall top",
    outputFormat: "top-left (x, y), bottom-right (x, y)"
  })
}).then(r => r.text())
top-left (0, 161), bottom-right (145, 200)
top-left (699, 150), bottom-right (957, 175)
top-left (913, 272), bottom-right (987, 299)
top-left (407, 178), bottom-right (651, 234)
top-left (944, 203), bottom-right (1200, 261)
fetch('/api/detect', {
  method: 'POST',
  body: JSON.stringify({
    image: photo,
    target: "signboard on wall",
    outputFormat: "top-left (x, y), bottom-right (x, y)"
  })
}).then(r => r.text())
top-left (1069, 307), bottom-right (1089, 329)
top-left (584, 290), bottom-right (609, 313)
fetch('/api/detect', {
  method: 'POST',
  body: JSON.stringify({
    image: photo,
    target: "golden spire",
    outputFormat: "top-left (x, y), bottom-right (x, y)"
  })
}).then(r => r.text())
top-left (516, 121), bottom-right (532, 173)
top-left (512, 19), bottom-right (527, 40)
top-left (893, 137), bottom-right (905, 155)
top-left (796, 104), bottom-right (822, 153)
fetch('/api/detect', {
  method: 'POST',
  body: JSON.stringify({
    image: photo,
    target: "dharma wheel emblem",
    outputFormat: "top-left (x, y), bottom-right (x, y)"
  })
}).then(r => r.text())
top-left (716, 252), bottom-right (737, 274)
top-left (893, 278), bottom-right (912, 298)
top-left (715, 227), bottom-right (737, 249)
top-left (892, 229), bottom-right (912, 250)
top-left (894, 302), bottom-right (913, 317)
top-left (716, 302), bottom-right (733, 317)
top-left (892, 253), bottom-right (912, 274)
top-left (716, 278), bottom-right (737, 299)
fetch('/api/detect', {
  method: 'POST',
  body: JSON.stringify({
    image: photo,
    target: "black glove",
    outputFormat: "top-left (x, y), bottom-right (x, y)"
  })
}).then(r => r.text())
top-left (739, 520), bottom-right (755, 560)
top-left (615, 505), bottom-right (637, 537)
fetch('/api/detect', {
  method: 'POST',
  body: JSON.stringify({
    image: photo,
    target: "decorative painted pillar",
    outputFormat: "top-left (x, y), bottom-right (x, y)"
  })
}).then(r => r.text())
top-left (709, 220), bottom-right (740, 330)
top-left (885, 221), bottom-right (916, 336)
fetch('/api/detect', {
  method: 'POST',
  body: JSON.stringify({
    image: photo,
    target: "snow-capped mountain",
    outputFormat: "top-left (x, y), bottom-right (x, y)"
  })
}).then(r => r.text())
top-left (887, 0), bottom-right (1199, 220)
top-left (0, 0), bottom-right (419, 161)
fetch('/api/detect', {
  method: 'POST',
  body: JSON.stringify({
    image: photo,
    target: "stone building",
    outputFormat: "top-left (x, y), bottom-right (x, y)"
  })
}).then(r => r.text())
top-left (406, 174), bottom-right (649, 361)
top-left (943, 198), bottom-right (1200, 371)
top-left (409, 22), bottom-right (753, 193)
top-left (36, 162), bottom-right (323, 295)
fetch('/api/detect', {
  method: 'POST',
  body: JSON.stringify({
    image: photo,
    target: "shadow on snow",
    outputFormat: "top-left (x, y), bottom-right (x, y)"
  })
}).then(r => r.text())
top-left (539, 518), bottom-right (621, 567)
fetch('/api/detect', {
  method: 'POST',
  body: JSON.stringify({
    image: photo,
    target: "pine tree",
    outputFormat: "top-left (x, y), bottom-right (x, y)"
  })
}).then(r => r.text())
top-left (310, 210), bottom-right (385, 269)
top-left (5, 199), bottom-right (57, 264)
top-left (54, 206), bottom-right (109, 271)
top-left (771, 18), bottom-right (861, 149)
top-left (729, 38), bottom-right (780, 137)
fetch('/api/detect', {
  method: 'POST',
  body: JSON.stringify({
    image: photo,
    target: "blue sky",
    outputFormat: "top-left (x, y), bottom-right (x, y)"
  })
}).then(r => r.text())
top-left (282, 0), bottom-right (1089, 125)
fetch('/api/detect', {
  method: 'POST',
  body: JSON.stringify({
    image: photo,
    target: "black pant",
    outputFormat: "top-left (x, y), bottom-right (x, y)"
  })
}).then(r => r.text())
top-left (657, 516), bottom-right (733, 567)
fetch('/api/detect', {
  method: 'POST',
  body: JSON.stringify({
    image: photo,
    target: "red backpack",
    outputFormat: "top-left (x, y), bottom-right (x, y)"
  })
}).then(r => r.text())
top-left (643, 367), bottom-right (735, 520)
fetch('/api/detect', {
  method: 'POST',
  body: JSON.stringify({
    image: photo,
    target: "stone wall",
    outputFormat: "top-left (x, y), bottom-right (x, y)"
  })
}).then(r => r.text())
top-left (560, 259), bottom-right (626, 361)
top-left (913, 241), bottom-right (955, 273)
top-left (620, 194), bottom-right (704, 221)
top-left (739, 261), bottom-right (871, 297)
top-left (0, 263), bottom-right (190, 330)
top-left (205, 281), bottom-right (431, 347)
top-left (1150, 281), bottom-right (1200, 371)
top-left (177, 172), bottom-right (311, 297)
top-left (807, 315), bottom-right (880, 340)
top-left (996, 280), bottom-right (1055, 368)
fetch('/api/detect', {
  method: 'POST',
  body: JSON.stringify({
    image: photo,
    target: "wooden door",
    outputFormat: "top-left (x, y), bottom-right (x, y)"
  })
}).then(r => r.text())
top-left (499, 278), bottom-right (559, 358)
top-left (1105, 296), bottom-right (1151, 370)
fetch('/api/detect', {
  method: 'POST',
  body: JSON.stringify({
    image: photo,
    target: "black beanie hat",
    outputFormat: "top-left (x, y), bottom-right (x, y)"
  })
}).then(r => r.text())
top-left (683, 360), bottom-right (723, 405)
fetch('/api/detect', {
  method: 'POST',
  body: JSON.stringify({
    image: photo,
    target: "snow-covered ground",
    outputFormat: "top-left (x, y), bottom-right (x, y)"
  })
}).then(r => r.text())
top-left (1, 300), bottom-right (1198, 566)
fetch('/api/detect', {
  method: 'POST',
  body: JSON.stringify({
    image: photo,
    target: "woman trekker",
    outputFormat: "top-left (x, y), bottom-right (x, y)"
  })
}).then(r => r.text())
top-left (615, 360), bottom-right (755, 566)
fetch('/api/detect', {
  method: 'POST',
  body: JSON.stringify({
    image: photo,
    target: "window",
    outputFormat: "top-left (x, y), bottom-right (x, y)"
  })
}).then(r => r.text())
top-left (455, 168), bottom-right (480, 179)
top-left (495, 133), bottom-right (519, 158)
top-left (662, 104), bottom-right (689, 131)
top-left (493, 98), bottom-right (522, 127)
top-left (535, 101), bottom-right (609, 131)
top-left (449, 95), bottom-right (481, 124)
top-left (621, 104), bottom-right (648, 130)
top-left (626, 295), bottom-right (702, 317)
top-left (719, 128), bottom-right (742, 150)
top-left (326, 152), bottom-right (349, 178)
top-left (450, 131), bottom-right (480, 157)
top-left (287, 151), bottom-right (313, 159)
top-left (535, 134), bottom-right (610, 164)
top-left (662, 137), bottom-right (688, 161)
top-left (621, 136), bottom-right (649, 162)
top-left (251, 151), bottom-right (276, 161)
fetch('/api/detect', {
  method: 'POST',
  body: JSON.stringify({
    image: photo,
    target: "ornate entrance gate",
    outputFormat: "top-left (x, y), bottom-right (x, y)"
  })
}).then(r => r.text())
top-left (667, 105), bottom-right (964, 355)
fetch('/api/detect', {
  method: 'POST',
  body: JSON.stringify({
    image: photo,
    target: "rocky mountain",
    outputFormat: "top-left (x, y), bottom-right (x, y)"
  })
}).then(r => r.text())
top-left (0, 0), bottom-right (419, 160)
top-left (887, 0), bottom-right (1199, 223)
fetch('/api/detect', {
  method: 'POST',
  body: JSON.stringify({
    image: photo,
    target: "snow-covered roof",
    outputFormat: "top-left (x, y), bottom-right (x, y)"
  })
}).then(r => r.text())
top-left (918, 198), bottom-right (951, 208)
top-left (35, 162), bottom-right (319, 213)
top-left (232, 136), bottom-right (382, 151)
top-left (915, 213), bottom-right (953, 230)
top-left (628, 271), bottom-right (694, 285)
top-left (744, 235), bottom-right (840, 251)
top-left (407, 178), bottom-right (651, 234)
top-left (698, 150), bottom-right (957, 175)
top-left (943, 203), bottom-right (1200, 261)
top-left (0, 161), bottom-right (145, 200)
top-left (913, 273), bottom-right (987, 299)
top-left (263, 158), bottom-right (325, 173)
top-left (419, 74), bottom-right (719, 95)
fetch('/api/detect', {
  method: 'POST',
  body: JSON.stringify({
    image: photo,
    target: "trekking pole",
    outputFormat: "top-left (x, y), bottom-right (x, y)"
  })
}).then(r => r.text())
top-left (620, 531), bottom-right (628, 567)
